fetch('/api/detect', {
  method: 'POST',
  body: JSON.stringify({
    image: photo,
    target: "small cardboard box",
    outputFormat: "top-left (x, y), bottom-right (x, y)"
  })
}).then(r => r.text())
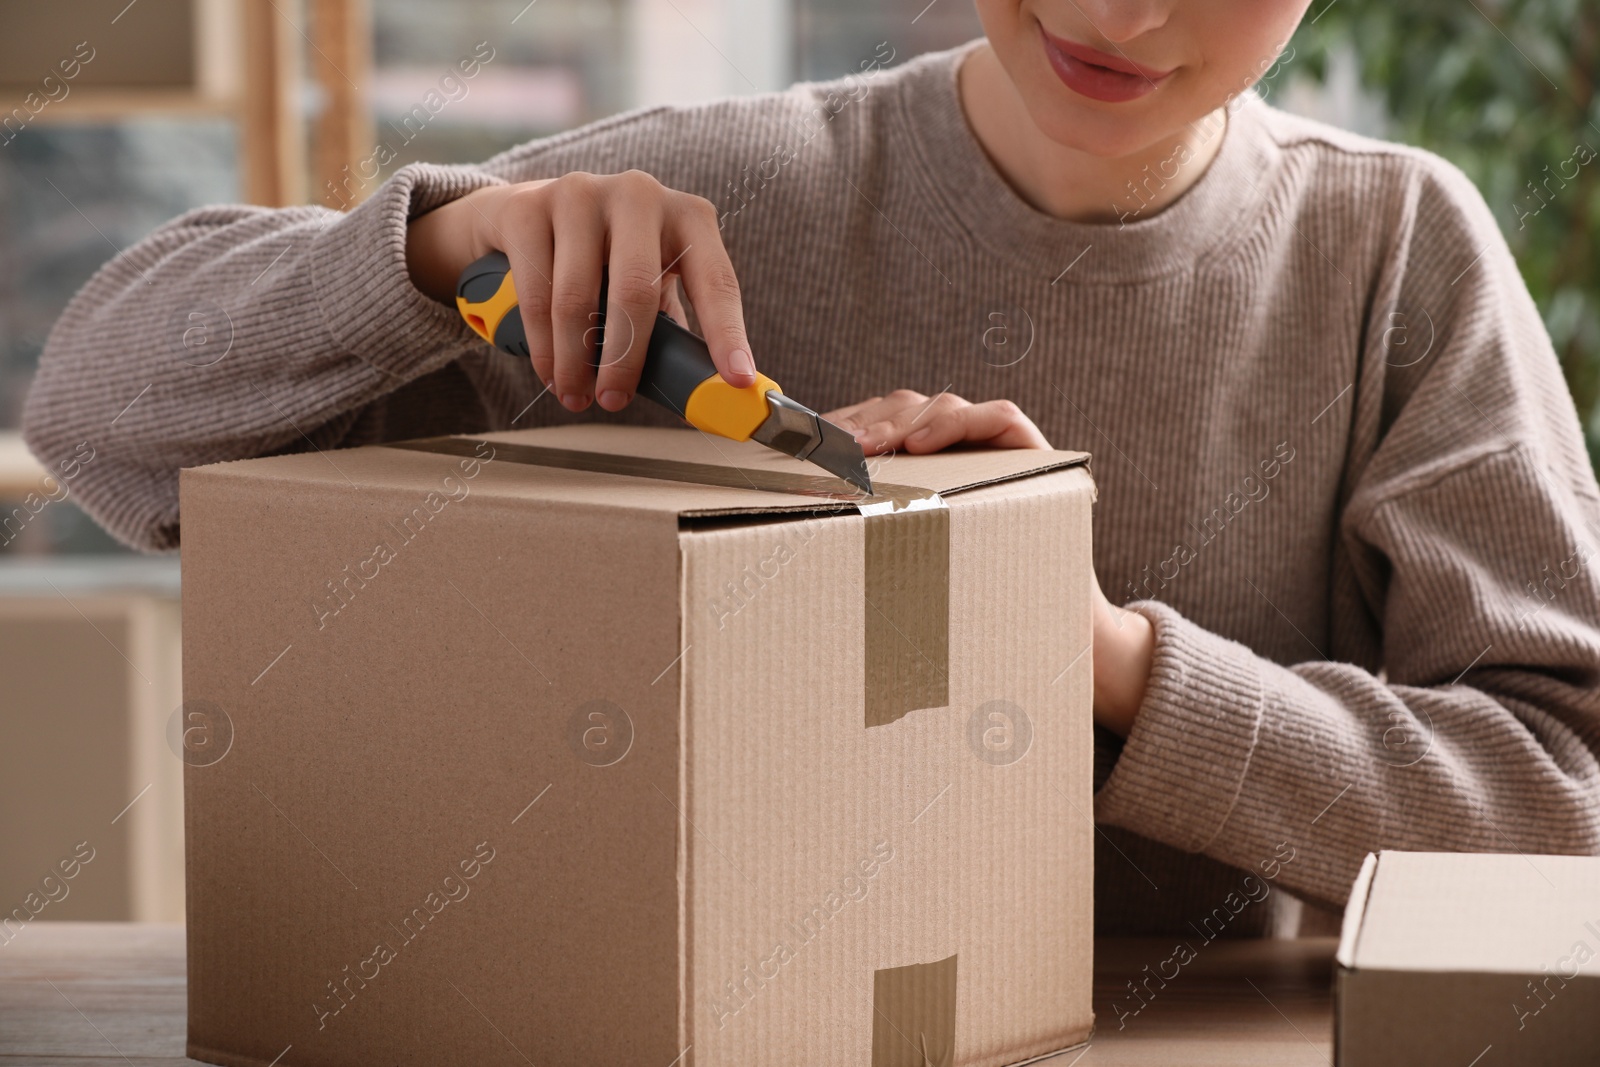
top-left (179, 425), bottom-right (1096, 1067)
top-left (1336, 850), bottom-right (1600, 1066)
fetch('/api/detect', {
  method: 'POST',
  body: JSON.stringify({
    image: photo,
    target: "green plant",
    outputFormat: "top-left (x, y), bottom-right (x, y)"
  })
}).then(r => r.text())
top-left (1292, 0), bottom-right (1600, 466)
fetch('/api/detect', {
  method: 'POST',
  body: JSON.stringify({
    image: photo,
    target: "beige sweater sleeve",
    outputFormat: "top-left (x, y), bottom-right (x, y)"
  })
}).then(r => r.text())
top-left (20, 94), bottom-right (822, 552)
top-left (19, 160), bottom-right (509, 551)
top-left (1094, 156), bottom-right (1600, 909)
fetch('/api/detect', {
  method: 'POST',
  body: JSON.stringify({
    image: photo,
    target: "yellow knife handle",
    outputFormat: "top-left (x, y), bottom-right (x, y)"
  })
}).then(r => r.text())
top-left (456, 252), bottom-right (780, 440)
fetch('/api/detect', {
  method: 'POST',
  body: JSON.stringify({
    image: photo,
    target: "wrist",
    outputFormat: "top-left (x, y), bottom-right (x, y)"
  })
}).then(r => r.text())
top-left (405, 185), bottom-right (504, 305)
top-left (1092, 603), bottom-right (1155, 737)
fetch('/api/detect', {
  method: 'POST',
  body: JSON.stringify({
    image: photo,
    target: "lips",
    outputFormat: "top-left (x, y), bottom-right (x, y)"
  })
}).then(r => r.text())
top-left (1040, 25), bottom-right (1174, 103)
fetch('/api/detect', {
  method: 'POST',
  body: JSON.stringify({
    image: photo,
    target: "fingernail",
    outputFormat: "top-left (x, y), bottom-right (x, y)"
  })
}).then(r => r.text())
top-left (599, 390), bottom-right (628, 411)
top-left (728, 349), bottom-right (755, 380)
top-left (559, 393), bottom-right (586, 411)
top-left (906, 427), bottom-right (932, 447)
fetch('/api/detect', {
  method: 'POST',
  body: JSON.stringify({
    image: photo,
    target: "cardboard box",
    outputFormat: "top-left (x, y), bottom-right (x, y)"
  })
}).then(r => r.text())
top-left (180, 424), bottom-right (1096, 1067)
top-left (1336, 850), bottom-right (1600, 1066)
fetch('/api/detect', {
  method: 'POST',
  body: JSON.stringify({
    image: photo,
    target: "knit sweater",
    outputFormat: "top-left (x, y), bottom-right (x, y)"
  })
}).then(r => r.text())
top-left (24, 40), bottom-right (1600, 938)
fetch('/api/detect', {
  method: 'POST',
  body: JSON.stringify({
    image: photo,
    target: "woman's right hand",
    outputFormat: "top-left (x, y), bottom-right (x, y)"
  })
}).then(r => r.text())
top-left (405, 170), bottom-right (756, 413)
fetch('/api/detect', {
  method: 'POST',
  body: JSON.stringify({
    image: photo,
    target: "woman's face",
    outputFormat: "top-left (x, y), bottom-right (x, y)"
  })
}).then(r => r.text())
top-left (973, 0), bottom-right (1312, 158)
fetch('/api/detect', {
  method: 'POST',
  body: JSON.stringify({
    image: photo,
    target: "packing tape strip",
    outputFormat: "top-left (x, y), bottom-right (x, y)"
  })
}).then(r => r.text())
top-left (385, 436), bottom-right (949, 727)
top-left (872, 954), bottom-right (958, 1067)
top-left (859, 496), bottom-right (949, 728)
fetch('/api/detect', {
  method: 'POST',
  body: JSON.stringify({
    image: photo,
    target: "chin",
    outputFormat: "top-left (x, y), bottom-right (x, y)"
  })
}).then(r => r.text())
top-left (1027, 100), bottom-right (1171, 160)
top-left (1017, 67), bottom-right (1188, 161)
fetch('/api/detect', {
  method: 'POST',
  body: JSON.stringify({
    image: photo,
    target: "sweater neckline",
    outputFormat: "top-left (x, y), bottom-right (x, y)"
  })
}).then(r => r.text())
top-left (899, 39), bottom-right (1274, 283)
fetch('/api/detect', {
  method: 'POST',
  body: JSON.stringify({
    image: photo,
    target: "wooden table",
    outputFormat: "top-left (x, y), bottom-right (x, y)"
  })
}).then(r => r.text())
top-left (0, 924), bottom-right (1336, 1065)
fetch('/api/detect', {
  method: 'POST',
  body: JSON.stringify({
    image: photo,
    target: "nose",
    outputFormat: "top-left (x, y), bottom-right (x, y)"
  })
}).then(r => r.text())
top-left (1069, 0), bottom-right (1171, 43)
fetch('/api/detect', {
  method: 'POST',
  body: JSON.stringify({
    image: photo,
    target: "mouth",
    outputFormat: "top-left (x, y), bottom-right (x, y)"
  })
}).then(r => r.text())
top-left (1039, 24), bottom-right (1174, 103)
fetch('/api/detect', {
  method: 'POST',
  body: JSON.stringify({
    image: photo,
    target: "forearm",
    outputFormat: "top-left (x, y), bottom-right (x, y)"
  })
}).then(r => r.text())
top-left (1095, 599), bottom-right (1600, 910)
top-left (21, 162), bottom-right (502, 550)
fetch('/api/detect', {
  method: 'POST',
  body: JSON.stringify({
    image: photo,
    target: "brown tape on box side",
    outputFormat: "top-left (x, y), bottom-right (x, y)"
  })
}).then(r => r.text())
top-left (863, 503), bottom-right (949, 727)
top-left (388, 435), bottom-right (951, 727)
top-left (873, 954), bottom-right (957, 1067)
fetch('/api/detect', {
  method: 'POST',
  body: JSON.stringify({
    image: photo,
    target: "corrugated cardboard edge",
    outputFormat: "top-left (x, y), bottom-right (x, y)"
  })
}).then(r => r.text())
top-left (1332, 851), bottom-right (1379, 1067)
top-left (1336, 851), bottom-right (1380, 970)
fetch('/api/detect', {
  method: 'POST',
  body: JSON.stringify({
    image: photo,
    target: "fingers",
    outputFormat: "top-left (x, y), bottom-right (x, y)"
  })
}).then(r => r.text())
top-left (482, 173), bottom-right (750, 413)
top-left (546, 176), bottom-right (608, 411)
top-left (920, 399), bottom-right (1051, 451)
top-left (670, 194), bottom-right (756, 387)
top-left (829, 391), bottom-right (1052, 454)
top-left (821, 396), bottom-right (884, 426)
top-left (595, 183), bottom-right (665, 411)
top-left (496, 187), bottom-right (558, 392)
top-left (827, 391), bottom-right (925, 438)
top-left (839, 390), bottom-right (961, 454)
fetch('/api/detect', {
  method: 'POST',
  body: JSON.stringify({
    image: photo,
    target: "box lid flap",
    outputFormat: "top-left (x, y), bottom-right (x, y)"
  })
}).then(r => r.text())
top-left (1345, 851), bottom-right (1600, 976)
top-left (185, 425), bottom-right (1090, 518)
top-left (1335, 851), bottom-right (1379, 970)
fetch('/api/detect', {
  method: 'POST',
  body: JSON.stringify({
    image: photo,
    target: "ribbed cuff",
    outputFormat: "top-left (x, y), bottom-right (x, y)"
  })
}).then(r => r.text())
top-left (308, 162), bottom-right (507, 381)
top-left (1094, 600), bottom-right (1266, 853)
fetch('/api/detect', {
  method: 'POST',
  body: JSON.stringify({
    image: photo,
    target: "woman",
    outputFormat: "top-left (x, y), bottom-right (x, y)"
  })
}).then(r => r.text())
top-left (23, 1), bottom-right (1600, 937)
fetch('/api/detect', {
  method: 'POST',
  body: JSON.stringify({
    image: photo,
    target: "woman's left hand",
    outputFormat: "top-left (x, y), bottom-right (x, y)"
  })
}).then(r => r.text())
top-left (822, 389), bottom-right (1051, 454)
top-left (824, 388), bottom-right (1154, 737)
